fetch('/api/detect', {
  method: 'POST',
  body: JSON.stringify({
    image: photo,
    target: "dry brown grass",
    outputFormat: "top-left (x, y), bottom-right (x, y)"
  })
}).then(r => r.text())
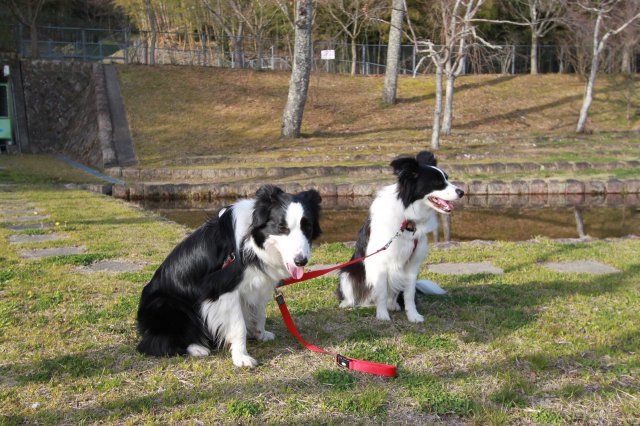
top-left (117, 65), bottom-right (640, 168)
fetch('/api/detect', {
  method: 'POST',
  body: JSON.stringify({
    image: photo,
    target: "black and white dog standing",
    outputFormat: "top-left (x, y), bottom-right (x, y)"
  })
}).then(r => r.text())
top-left (337, 151), bottom-right (463, 322)
top-left (136, 185), bottom-right (322, 367)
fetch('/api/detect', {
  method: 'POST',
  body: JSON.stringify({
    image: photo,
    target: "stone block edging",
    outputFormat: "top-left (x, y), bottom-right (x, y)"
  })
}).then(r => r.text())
top-left (111, 178), bottom-right (640, 201)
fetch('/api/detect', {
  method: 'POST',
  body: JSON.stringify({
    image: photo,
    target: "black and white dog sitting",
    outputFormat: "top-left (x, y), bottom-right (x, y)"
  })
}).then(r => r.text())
top-left (136, 185), bottom-right (321, 367)
top-left (337, 151), bottom-right (463, 322)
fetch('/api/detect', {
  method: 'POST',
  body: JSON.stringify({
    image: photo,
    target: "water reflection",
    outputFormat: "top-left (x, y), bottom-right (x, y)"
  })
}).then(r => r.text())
top-left (133, 193), bottom-right (639, 243)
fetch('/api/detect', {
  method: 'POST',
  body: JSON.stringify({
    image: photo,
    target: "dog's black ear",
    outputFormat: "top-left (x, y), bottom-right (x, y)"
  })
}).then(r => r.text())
top-left (295, 189), bottom-right (322, 240)
top-left (390, 156), bottom-right (419, 177)
top-left (416, 151), bottom-right (437, 167)
top-left (252, 185), bottom-right (289, 247)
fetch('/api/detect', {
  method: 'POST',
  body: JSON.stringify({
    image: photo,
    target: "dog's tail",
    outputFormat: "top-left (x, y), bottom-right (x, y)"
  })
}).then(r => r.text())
top-left (415, 280), bottom-right (447, 295)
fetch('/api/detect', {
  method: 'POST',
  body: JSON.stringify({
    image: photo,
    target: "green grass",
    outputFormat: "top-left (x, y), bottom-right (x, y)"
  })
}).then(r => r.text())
top-left (1, 162), bottom-right (639, 424)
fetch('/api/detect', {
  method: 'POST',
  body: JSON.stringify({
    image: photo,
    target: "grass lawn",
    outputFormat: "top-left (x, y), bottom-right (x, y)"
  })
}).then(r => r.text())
top-left (1, 159), bottom-right (639, 424)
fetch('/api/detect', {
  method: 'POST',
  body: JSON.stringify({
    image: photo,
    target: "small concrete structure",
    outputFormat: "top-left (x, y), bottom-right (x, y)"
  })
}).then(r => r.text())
top-left (20, 246), bottom-right (86, 259)
top-left (1, 215), bottom-right (50, 222)
top-left (428, 262), bottom-right (504, 275)
top-left (542, 260), bottom-right (620, 274)
top-left (5, 223), bottom-right (52, 231)
top-left (78, 259), bottom-right (144, 273)
top-left (9, 233), bottom-right (65, 244)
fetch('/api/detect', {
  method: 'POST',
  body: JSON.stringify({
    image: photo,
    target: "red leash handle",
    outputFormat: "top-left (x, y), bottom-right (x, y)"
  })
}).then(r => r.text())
top-left (275, 292), bottom-right (397, 377)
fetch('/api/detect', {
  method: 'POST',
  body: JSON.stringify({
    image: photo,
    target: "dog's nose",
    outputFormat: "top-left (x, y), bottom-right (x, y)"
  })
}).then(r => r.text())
top-left (294, 255), bottom-right (308, 267)
top-left (456, 188), bottom-right (465, 198)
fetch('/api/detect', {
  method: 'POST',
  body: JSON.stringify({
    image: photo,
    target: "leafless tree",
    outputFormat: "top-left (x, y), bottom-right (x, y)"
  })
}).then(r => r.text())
top-left (382, 0), bottom-right (406, 104)
top-left (502, 0), bottom-right (563, 75)
top-left (203, 0), bottom-right (247, 68)
top-left (143, 0), bottom-right (157, 64)
top-left (408, 0), bottom-right (492, 148)
top-left (566, 0), bottom-right (640, 133)
top-left (3, 0), bottom-right (49, 59)
top-left (318, 0), bottom-right (385, 75)
top-left (281, 0), bottom-right (314, 139)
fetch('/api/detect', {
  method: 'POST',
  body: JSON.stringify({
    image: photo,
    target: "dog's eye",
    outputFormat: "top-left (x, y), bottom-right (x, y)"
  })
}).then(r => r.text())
top-left (278, 224), bottom-right (289, 234)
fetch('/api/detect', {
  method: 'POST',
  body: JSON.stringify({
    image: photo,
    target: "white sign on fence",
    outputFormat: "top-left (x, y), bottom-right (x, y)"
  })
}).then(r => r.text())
top-left (321, 50), bottom-right (335, 60)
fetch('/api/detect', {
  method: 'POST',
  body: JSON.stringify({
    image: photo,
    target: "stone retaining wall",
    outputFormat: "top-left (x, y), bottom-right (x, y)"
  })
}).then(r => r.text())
top-left (111, 178), bottom-right (640, 201)
top-left (106, 160), bottom-right (640, 182)
top-left (18, 60), bottom-right (135, 169)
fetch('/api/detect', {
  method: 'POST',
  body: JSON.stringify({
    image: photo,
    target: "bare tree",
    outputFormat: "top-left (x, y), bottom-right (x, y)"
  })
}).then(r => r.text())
top-left (219, 0), bottom-right (281, 69)
top-left (501, 0), bottom-right (563, 75)
top-left (409, 0), bottom-right (491, 148)
top-left (318, 0), bottom-right (384, 75)
top-left (3, 0), bottom-right (49, 59)
top-left (203, 0), bottom-right (247, 68)
top-left (441, 0), bottom-right (487, 135)
top-left (382, 0), bottom-right (406, 104)
top-left (568, 0), bottom-right (640, 133)
top-left (281, 0), bottom-right (314, 139)
top-left (143, 0), bottom-right (157, 64)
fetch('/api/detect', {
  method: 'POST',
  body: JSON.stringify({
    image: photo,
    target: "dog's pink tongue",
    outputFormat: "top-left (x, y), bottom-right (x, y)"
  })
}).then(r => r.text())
top-left (287, 263), bottom-right (304, 279)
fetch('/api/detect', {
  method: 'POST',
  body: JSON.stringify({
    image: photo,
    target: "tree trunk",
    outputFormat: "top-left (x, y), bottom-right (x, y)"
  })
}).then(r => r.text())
top-left (621, 42), bottom-right (632, 73)
top-left (382, 0), bottom-right (404, 105)
top-left (144, 0), bottom-right (156, 65)
top-left (350, 36), bottom-right (357, 76)
top-left (576, 12), bottom-right (602, 133)
top-left (530, 31), bottom-right (538, 75)
top-left (442, 60), bottom-right (455, 135)
top-left (232, 36), bottom-right (244, 68)
top-left (431, 64), bottom-right (443, 150)
top-left (281, 0), bottom-right (314, 139)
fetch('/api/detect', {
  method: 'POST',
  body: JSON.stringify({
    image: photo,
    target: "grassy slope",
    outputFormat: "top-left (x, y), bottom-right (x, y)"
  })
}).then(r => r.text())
top-left (118, 66), bottom-right (640, 169)
top-left (0, 159), bottom-right (639, 425)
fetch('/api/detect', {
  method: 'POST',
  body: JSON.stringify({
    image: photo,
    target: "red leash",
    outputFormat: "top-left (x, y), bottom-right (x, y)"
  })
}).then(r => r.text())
top-left (272, 221), bottom-right (417, 377)
top-left (274, 290), bottom-right (397, 377)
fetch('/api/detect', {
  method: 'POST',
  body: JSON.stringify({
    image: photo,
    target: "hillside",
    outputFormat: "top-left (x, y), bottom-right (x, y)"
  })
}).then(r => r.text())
top-left (117, 65), bottom-right (639, 169)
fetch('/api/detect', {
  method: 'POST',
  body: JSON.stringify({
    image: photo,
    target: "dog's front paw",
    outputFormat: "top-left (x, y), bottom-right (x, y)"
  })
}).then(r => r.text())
top-left (232, 352), bottom-right (259, 368)
top-left (407, 311), bottom-right (424, 323)
top-left (187, 344), bottom-right (210, 357)
top-left (376, 310), bottom-right (391, 321)
top-left (256, 330), bottom-right (275, 341)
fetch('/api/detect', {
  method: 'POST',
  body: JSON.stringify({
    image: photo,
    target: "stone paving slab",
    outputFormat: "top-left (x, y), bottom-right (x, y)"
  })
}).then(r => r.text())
top-left (9, 233), bottom-right (66, 244)
top-left (428, 262), bottom-right (504, 275)
top-left (1, 215), bottom-right (50, 222)
top-left (0, 208), bottom-right (37, 214)
top-left (77, 259), bottom-right (145, 273)
top-left (20, 246), bottom-right (86, 259)
top-left (542, 260), bottom-right (620, 274)
top-left (5, 223), bottom-right (52, 231)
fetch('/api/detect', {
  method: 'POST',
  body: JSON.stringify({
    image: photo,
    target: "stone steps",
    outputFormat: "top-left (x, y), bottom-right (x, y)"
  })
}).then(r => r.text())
top-left (112, 177), bottom-right (640, 201)
top-left (106, 160), bottom-right (640, 183)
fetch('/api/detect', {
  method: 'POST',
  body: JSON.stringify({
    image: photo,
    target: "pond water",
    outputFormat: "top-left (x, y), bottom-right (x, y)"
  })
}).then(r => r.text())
top-left (133, 193), bottom-right (640, 244)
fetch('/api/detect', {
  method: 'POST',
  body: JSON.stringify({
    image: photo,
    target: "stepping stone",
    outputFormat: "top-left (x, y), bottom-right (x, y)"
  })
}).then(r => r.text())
top-left (1, 215), bottom-right (50, 222)
top-left (428, 262), bottom-right (504, 275)
top-left (9, 233), bottom-right (65, 244)
top-left (20, 246), bottom-right (86, 259)
top-left (0, 208), bottom-right (37, 214)
top-left (5, 223), bottom-right (52, 231)
top-left (542, 261), bottom-right (620, 275)
top-left (78, 259), bottom-right (145, 273)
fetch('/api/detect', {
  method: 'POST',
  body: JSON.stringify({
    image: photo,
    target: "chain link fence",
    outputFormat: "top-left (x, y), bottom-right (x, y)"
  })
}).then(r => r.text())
top-left (2, 23), bottom-right (638, 75)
